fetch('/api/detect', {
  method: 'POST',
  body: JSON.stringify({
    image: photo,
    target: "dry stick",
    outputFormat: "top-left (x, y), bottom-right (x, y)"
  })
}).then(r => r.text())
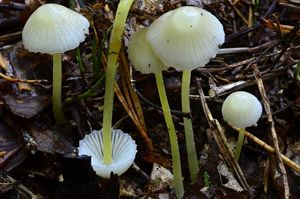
top-left (120, 53), bottom-right (146, 123)
top-left (231, 126), bottom-right (300, 174)
top-left (195, 78), bottom-right (251, 192)
top-left (218, 40), bottom-right (276, 55)
top-left (228, 0), bottom-right (248, 25)
top-left (0, 73), bottom-right (48, 84)
top-left (252, 64), bottom-right (290, 199)
top-left (205, 64), bottom-right (289, 97)
top-left (118, 52), bottom-right (154, 155)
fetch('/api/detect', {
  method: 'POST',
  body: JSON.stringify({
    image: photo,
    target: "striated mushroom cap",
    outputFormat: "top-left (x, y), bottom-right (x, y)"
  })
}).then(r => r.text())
top-left (146, 6), bottom-right (225, 70)
top-left (78, 129), bottom-right (137, 178)
top-left (22, 3), bottom-right (89, 54)
top-left (128, 28), bottom-right (168, 74)
top-left (222, 91), bottom-right (262, 128)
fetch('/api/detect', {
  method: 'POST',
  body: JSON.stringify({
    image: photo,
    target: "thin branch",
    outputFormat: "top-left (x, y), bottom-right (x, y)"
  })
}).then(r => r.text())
top-left (252, 64), bottom-right (290, 199)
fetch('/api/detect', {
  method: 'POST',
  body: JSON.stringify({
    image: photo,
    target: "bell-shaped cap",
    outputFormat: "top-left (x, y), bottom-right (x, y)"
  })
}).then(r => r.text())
top-left (78, 129), bottom-right (137, 178)
top-left (22, 3), bottom-right (89, 54)
top-left (146, 6), bottom-right (225, 70)
top-left (128, 28), bottom-right (167, 74)
top-left (222, 91), bottom-right (262, 128)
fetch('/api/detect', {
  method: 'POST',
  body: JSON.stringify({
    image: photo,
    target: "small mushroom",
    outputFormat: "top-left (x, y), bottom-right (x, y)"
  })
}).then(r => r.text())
top-left (222, 91), bottom-right (262, 160)
top-left (128, 28), bottom-right (167, 74)
top-left (78, 129), bottom-right (137, 178)
top-left (22, 3), bottom-right (89, 124)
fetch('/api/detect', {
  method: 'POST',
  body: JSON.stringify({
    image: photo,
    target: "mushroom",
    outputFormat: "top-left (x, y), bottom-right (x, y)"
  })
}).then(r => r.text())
top-left (145, 6), bottom-right (225, 182)
top-left (78, 129), bottom-right (137, 178)
top-left (22, 3), bottom-right (89, 124)
top-left (222, 91), bottom-right (262, 160)
top-left (128, 28), bottom-right (168, 74)
top-left (128, 28), bottom-right (184, 198)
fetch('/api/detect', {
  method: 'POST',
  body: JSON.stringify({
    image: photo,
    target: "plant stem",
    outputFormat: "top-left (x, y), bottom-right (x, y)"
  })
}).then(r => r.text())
top-left (155, 72), bottom-right (184, 199)
top-left (65, 75), bottom-right (105, 103)
top-left (235, 127), bottom-right (245, 160)
top-left (75, 48), bottom-right (84, 72)
top-left (102, 0), bottom-right (134, 165)
top-left (182, 70), bottom-right (199, 183)
top-left (52, 53), bottom-right (65, 124)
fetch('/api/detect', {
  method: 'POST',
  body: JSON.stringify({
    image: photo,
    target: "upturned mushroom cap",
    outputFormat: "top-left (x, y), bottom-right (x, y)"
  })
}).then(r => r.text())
top-left (221, 91), bottom-right (262, 128)
top-left (22, 3), bottom-right (89, 54)
top-left (78, 129), bottom-right (137, 178)
top-left (128, 28), bottom-right (168, 74)
top-left (146, 6), bottom-right (225, 70)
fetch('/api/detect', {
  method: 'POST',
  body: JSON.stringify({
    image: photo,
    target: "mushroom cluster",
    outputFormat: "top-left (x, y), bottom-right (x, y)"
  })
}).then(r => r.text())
top-left (128, 5), bottom-right (225, 198)
top-left (22, 3), bottom-right (90, 124)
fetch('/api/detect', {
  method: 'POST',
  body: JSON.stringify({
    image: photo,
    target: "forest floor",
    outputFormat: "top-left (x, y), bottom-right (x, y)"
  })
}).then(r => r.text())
top-left (1, 0), bottom-right (300, 198)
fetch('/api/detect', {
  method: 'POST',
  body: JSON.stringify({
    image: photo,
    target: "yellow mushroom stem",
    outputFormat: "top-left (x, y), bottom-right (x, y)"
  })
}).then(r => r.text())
top-left (52, 53), bottom-right (66, 124)
top-left (182, 70), bottom-right (199, 182)
top-left (102, 0), bottom-right (134, 165)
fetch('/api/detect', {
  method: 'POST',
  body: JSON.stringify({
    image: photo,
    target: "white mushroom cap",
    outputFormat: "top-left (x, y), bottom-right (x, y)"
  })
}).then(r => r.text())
top-left (22, 3), bottom-right (89, 54)
top-left (78, 129), bottom-right (137, 178)
top-left (222, 91), bottom-right (262, 128)
top-left (128, 28), bottom-right (168, 74)
top-left (146, 6), bottom-right (225, 70)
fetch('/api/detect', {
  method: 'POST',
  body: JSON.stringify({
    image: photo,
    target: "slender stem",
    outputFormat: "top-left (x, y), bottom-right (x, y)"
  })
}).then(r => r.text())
top-left (52, 53), bottom-right (65, 124)
top-left (155, 72), bottom-right (184, 199)
top-left (102, 67), bottom-right (116, 164)
top-left (75, 48), bottom-right (84, 72)
top-left (102, 0), bottom-right (134, 165)
top-left (235, 128), bottom-right (245, 160)
top-left (181, 70), bottom-right (199, 183)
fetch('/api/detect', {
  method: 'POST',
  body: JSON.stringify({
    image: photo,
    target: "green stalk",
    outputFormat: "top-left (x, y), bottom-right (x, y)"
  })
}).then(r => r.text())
top-left (235, 128), bottom-right (245, 160)
top-left (182, 70), bottom-right (199, 183)
top-left (75, 48), bottom-right (85, 72)
top-left (102, 0), bottom-right (134, 165)
top-left (155, 72), bottom-right (184, 199)
top-left (52, 53), bottom-right (66, 124)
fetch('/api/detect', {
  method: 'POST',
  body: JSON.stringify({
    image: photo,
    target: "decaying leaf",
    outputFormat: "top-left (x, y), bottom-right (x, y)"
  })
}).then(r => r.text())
top-left (30, 125), bottom-right (75, 155)
top-left (0, 45), bottom-right (51, 118)
top-left (147, 163), bottom-right (174, 198)
top-left (0, 119), bottom-right (28, 172)
top-left (3, 93), bottom-right (50, 118)
top-left (217, 162), bottom-right (244, 192)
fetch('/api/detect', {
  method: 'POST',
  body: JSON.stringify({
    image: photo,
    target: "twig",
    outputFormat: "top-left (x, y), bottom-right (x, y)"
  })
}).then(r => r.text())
top-left (195, 63), bottom-right (291, 98)
top-left (228, 0), bottom-right (248, 25)
top-left (252, 64), bottom-right (290, 199)
top-left (231, 126), bottom-right (300, 174)
top-left (218, 41), bottom-right (277, 55)
top-left (0, 73), bottom-right (48, 84)
top-left (0, 31), bottom-right (22, 43)
top-left (0, 175), bottom-right (39, 199)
